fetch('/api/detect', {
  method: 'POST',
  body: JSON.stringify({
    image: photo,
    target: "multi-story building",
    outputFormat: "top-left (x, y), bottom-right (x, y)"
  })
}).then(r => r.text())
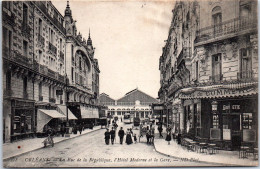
top-left (64, 2), bottom-right (100, 125)
top-left (100, 88), bottom-right (159, 119)
top-left (2, 1), bottom-right (100, 143)
top-left (158, 0), bottom-right (258, 150)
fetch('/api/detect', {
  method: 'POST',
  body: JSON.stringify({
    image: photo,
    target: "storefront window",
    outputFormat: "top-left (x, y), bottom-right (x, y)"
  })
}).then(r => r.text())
top-left (13, 109), bottom-right (33, 134)
top-left (212, 114), bottom-right (219, 128)
top-left (242, 113), bottom-right (252, 129)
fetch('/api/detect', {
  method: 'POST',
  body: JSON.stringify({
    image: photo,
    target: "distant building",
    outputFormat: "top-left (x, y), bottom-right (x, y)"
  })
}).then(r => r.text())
top-left (100, 88), bottom-right (159, 119)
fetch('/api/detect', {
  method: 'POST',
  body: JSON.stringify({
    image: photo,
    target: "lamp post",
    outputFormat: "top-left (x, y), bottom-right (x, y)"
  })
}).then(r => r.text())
top-left (65, 74), bottom-right (70, 136)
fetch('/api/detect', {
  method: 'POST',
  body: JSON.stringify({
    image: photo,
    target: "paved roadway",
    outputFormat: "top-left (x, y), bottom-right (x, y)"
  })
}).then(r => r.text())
top-left (4, 122), bottom-right (216, 167)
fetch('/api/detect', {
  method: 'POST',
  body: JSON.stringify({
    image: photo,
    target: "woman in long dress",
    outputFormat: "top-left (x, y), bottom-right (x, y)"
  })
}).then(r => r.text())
top-left (125, 128), bottom-right (133, 145)
top-left (165, 130), bottom-right (172, 145)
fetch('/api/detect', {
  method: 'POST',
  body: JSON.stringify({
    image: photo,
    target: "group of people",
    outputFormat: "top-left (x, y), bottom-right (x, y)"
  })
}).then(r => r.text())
top-left (144, 126), bottom-right (155, 145)
top-left (104, 127), bottom-right (137, 145)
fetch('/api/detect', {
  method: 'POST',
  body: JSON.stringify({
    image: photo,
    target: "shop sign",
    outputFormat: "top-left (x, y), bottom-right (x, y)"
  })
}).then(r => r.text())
top-left (223, 129), bottom-right (231, 140)
top-left (180, 87), bottom-right (257, 99)
top-left (222, 104), bottom-right (240, 111)
top-left (153, 106), bottom-right (164, 110)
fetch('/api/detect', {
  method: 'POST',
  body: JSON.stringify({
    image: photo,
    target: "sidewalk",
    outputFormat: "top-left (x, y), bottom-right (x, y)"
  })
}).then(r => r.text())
top-left (153, 128), bottom-right (258, 166)
top-left (3, 126), bottom-right (102, 160)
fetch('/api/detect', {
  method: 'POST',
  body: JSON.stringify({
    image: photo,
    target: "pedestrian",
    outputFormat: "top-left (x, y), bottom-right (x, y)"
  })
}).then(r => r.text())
top-left (118, 127), bottom-right (125, 144)
top-left (146, 126), bottom-right (150, 144)
top-left (165, 130), bottom-right (172, 145)
top-left (121, 117), bottom-right (122, 122)
top-left (133, 134), bottom-right (137, 143)
top-left (125, 128), bottom-right (133, 145)
top-left (166, 125), bottom-right (172, 133)
top-left (158, 125), bottom-right (163, 138)
top-left (129, 128), bottom-right (133, 136)
top-left (150, 127), bottom-right (155, 144)
top-left (61, 125), bottom-right (65, 137)
top-left (110, 127), bottom-right (116, 145)
top-left (104, 128), bottom-right (110, 145)
top-left (78, 124), bottom-right (83, 135)
top-left (150, 122), bottom-right (152, 129)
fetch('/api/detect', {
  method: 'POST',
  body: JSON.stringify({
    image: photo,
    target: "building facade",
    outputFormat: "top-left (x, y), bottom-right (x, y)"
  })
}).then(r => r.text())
top-left (100, 89), bottom-right (159, 119)
top-left (158, 0), bottom-right (258, 150)
top-left (2, 1), bottom-right (100, 143)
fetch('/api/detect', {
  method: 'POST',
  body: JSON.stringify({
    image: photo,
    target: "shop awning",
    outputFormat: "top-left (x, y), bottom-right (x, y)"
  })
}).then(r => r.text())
top-left (179, 82), bottom-right (258, 99)
top-left (80, 106), bottom-right (99, 119)
top-left (37, 109), bottom-right (66, 132)
top-left (57, 105), bottom-right (77, 120)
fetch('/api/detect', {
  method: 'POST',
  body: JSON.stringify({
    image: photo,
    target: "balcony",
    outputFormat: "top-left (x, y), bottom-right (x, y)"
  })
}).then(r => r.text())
top-left (195, 17), bottom-right (257, 45)
top-left (34, 1), bottom-right (66, 34)
top-left (48, 42), bottom-right (57, 56)
top-left (209, 74), bottom-right (223, 83)
top-left (21, 23), bottom-right (31, 38)
top-left (39, 95), bottom-right (43, 101)
top-left (3, 46), bottom-right (33, 68)
top-left (237, 71), bottom-right (254, 81)
top-left (2, 10), bottom-right (15, 27)
top-left (177, 47), bottom-right (191, 68)
top-left (38, 35), bottom-right (45, 47)
top-left (60, 51), bottom-right (64, 62)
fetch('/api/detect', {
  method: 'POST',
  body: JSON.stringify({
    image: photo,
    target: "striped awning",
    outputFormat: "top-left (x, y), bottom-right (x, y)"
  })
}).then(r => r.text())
top-left (179, 82), bottom-right (258, 99)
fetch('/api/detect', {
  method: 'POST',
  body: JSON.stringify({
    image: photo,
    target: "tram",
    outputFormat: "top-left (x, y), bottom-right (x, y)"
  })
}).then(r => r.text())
top-left (123, 113), bottom-right (132, 124)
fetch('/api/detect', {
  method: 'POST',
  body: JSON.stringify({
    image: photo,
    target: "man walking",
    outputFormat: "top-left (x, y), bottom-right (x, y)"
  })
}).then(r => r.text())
top-left (104, 128), bottom-right (110, 145)
top-left (118, 127), bottom-right (125, 144)
top-left (158, 124), bottom-right (163, 138)
top-left (110, 127), bottom-right (116, 145)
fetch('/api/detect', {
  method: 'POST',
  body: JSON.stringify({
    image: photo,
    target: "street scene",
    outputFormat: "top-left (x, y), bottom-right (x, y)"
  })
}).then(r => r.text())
top-left (2, 0), bottom-right (259, 168)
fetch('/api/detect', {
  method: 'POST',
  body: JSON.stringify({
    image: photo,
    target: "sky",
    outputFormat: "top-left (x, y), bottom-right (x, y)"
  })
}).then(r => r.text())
top-left (53, 0), bottom-right (175, 100)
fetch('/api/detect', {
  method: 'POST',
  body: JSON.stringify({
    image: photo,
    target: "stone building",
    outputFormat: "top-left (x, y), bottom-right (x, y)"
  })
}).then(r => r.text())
top-left (158, 0), bottom-right (258, 150)
top-left (2, 1), bottom-right (100, 143)
top-left (64, 2), bottom-right (100, 125)
top-left (100, 88), bottom-right (158, 119)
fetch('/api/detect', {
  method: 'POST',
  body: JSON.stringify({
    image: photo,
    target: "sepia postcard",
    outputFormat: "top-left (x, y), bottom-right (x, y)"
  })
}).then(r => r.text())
top-left (2, 0), bottom-right (259, 167)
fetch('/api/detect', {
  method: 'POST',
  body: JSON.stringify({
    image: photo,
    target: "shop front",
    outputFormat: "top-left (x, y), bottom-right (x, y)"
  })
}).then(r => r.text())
top-left (5, 98), bottom-right (35, 142)
top-left (179, 82), bottom-right (258, 150)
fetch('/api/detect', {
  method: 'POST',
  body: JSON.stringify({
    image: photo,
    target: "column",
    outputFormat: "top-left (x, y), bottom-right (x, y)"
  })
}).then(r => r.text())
top-left (179, 103), bottom-right (185, 134)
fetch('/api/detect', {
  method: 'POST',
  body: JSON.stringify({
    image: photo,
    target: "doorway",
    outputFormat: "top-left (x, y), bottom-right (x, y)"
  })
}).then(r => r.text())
top-left (231, 114), bottom-right (242, 150)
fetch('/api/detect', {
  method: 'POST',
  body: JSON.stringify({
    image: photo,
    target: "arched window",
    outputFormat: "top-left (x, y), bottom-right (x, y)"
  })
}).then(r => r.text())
top-left (212, 6), bottom-right (222, 26)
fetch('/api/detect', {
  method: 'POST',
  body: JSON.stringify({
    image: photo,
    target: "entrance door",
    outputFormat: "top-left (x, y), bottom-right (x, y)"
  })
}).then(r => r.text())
top-left (231, 115), bottom-right (241, 150)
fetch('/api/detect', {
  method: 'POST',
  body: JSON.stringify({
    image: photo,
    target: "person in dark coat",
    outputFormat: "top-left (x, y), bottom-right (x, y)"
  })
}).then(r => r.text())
top-left (158, 125), bottom-right (163, 138)
top-left (125, 128), bottom-right (133, 145)
top-left (61, 125), bottom-right (65, 137)
top-left (104, 129), bottom-right (110, 145)
top-left (78, 124), bottom-right (83, 135)
top-left (118, 127), bottom-right (125, 144)
top-left (146, 126), bottom-right (150, 144)
top-left (110, 127), bottom-right (116, 145)
top-left (165, 131), bottom-right (172, 145)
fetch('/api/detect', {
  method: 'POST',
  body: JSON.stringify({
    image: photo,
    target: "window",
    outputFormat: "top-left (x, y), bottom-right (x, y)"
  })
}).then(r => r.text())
top-left (6, 71), bottom-right (11, 91)
top-left (71, 67), bottom-right (74, 81)
top-left (240, 1), bottom-right (251, 18)
top-left (3, 27), bottom-right (12, 51)
top-left (38, 82), bottom-right (42, 100)
top-left (23, 77), bottom-right (27, 98)
top-left (60, 38), bottom-right (62, 49)
top-left (60, 64), bottom-right (62, 74)
top-left (195, 61), bottom-right (199, 81)
top-left (49, 86), bottom-right (51, 98)
top-left (23, 41), bottom-right (28, 57)
top-left (23, 3), bottom-right (28, 25)
top-left (79, 57), bottom-right (82, 70)
top-left (38, 19), bottom-right (42, 36)
top-left (212, 114), bottom-right (219, 128)
top-left (39, 50), bottom-right (42, 62)
top-left (240, 48), bottom-right (252, 78)
top-left (212, 6), bottom-right (222, 34)
top-left (71, 45), bottom-right (74, 62)
top-left (242, 113), bottom-right (252, 129)
top-left (212, 54), bottom-right (222, 82)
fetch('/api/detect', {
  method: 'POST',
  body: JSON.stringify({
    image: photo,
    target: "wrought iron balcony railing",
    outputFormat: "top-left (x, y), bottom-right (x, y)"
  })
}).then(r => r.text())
top-left (237, 70), bottom-right (254, 80)
top-left (3, 46), bottom-right (33, 68)
top-left (48, 42), bottom-right (57, 56)
top-left (195, 17), bottom-right (257, 44)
